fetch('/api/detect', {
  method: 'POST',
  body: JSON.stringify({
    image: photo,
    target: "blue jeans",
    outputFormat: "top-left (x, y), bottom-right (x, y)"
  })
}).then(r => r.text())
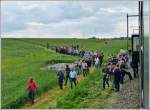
top-left (70, 78), bottom-right (76, 89)
top-left (28, 91), bottom-right (35, 104)
top-left (95, 63), bottom-right (99, 69)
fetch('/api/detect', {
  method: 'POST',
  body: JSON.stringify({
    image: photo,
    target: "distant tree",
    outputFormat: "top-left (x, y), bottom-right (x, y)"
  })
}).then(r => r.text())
top-left (105, 41), bottom-right (108, 44)
top-left (47, 43), bottom-right (49, 48)
top-left (88, 36), bottom-right (97, 39)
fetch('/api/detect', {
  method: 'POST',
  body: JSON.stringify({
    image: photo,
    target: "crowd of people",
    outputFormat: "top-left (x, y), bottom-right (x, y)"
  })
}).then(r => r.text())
top-left (27, 47), bottom-right (138, 104)
top-left (82, 50), bottom-right (104, 69)
top-left (55, 45), bottom-right (80, 56)
top-left (57, 50), bottom-right (104, 90)
top-left (26, 48), bottom-right (104, 104)
top-left (102, 48), bottom-right (136, 92)
top-left (57, 60), bottom-right (89, 89)
top-left (55, 45), bottom-right (105, 62)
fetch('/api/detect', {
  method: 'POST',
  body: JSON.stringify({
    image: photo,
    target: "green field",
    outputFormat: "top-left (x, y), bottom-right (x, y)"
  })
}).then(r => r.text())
top-left (1, 38), bottom-right (128, 108)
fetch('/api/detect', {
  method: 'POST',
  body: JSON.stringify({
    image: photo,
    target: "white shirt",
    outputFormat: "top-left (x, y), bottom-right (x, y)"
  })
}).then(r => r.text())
top-left (82, 62), bottom-right (87, 69)
top-left (69, 70), bottom-right (77, 78)
top-left (74, 49), bottom-right (79, 54)
top-left (95, 57), bottom-right (99, 65)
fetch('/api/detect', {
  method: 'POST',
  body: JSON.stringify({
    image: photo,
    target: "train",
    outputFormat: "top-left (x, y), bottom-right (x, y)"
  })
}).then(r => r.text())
top-left (130, 1), bottom-right (149, 109)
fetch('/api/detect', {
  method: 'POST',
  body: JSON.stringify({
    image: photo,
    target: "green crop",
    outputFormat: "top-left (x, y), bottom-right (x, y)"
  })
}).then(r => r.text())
top-left (1, 38), bottom-right (129, 108)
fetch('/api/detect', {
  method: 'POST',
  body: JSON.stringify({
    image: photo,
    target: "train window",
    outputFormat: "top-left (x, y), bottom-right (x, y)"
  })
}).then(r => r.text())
top-left (131, 34), bottom-right (140, 52)
top-left (133, 37), bottom-right (140, 51)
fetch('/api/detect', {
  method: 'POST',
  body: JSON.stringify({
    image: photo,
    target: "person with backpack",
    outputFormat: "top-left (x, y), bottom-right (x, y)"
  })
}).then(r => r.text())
top-left (113, 66), bottom-right (121, 92)
top-left (28, 78), bottom-right (37, 104)
top-left (69, 68), bottom-right (77, 89)
top-left (119, 60), bottom-right (133, 83)
top-left (111, 55), bottom-right (119, 65)
top-left (65, 65), bottom-right (71, 85)
top-left (57, 70), bottom-right (64, 89)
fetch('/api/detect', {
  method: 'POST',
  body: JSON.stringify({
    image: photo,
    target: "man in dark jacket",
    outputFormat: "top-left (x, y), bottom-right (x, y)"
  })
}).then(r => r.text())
top-left (102, 65), bottom-right (109, 89)
top-left (57, 70), bottom-right (64, 89)
top-left (132, 63), bottom-right (138, 78)
top-left (113, 66), bottom-right (121, 91)
top-left (131, 52), bottom-right (139, 78)
top-left (65, 65), bottom-right (71, 85)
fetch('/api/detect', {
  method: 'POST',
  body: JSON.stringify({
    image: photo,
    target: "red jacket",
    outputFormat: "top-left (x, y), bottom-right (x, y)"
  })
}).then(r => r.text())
top-left (28, 80), bottom-right (37, 92)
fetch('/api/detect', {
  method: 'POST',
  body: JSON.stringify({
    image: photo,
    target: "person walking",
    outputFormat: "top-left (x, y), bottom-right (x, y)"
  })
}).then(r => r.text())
top-left (119, 60), bottom-right (133, 82)
top-left (78, 59), bottom-right (82, 75)
top-left (99, 51), bottom-right (104, 66)
top-left (106, 62), bottom-right (113, 80)
top-left (82, 60), bottom-right (88, 77)
top-left (132, 62), bottom-right (138, 78)
top-left (131, 54), bottom-right (139, 78)
top-left (95, 56), bottom-right (100, 70)
top-left (111, 64), bottom-right (115, 90)
top-left (28, 78), bottom-right (37, 104)
top-left (69, 68), bottom-right (77, 89)
top-left (65, 65), bottom-right (71, 85)
top-left (113, 66), bottom-right (121, 92)
top-left (102, 65), bottom-right (109, 89)
top-left (57, 70), bottom-right (64, 89)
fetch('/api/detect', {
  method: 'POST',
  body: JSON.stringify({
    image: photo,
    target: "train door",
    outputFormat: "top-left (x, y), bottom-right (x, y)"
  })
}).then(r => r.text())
top-left (131, 34), bottom-right (140, 71)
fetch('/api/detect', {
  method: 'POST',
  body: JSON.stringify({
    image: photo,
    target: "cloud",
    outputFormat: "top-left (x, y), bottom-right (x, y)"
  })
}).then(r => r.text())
top-left (99, 7), bottom-right (137, 14)
top-left (1, 1), bottom-right (139, 38)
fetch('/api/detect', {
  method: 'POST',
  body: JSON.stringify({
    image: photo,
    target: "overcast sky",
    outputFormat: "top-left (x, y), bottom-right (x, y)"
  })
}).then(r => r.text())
top-left (1, 1), bottom-right (139, 38)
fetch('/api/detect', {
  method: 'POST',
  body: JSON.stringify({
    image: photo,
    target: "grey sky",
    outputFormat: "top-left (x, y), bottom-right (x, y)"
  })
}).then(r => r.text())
top-left (1, 1), bottom-right (139, 38)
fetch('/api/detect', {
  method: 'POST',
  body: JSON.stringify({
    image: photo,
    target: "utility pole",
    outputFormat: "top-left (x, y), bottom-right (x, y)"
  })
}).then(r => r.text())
top-left (127, 13), bottom-right (129, 50)
top-left (126, 14), bottom-right (139, 51)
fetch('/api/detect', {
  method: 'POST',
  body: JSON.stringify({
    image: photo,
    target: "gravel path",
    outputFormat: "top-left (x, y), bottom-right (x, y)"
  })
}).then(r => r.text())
top-left (105, 77), bottom-right (140, 109)
top-left (104, 60), bottom-right (140, 109)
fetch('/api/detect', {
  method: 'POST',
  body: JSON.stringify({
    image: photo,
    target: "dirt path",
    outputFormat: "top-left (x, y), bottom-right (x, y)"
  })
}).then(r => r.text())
top-left (21, 67), bottom-right (95, 109)
top-left (104, 77), bottom-right (140, 109)
top-left (104, 59), bottom-right (140, 109)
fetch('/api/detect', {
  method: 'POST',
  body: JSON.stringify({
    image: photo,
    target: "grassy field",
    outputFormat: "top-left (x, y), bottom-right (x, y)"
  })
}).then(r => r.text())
top-left (1, 38), bottom-right (128, 108)
top-left (55, 39), bottom-right (128, 108)
top-left (1, 38), bottom-right (79, 108)
top-left (56, 69), bottom-right (113, 109)
top-left (12, 38), bottom-right (129, 57)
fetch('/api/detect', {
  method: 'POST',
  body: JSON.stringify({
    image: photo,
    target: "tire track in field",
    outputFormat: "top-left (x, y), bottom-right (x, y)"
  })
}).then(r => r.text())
top-left (21, 67), bottom-right (95, 109)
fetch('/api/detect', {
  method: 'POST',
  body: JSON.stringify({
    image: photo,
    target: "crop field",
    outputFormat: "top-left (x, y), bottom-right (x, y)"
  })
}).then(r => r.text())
top-left (1, 38), bottom-right (79, 108)
top-left (1, 38), bottom-right (128, 108)
top-left (13, 38), bottom-right (129, 57)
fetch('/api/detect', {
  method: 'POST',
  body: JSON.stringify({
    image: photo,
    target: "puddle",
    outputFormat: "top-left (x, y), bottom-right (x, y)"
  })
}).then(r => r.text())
top-left (47, 63), bottom-right (77, 71)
